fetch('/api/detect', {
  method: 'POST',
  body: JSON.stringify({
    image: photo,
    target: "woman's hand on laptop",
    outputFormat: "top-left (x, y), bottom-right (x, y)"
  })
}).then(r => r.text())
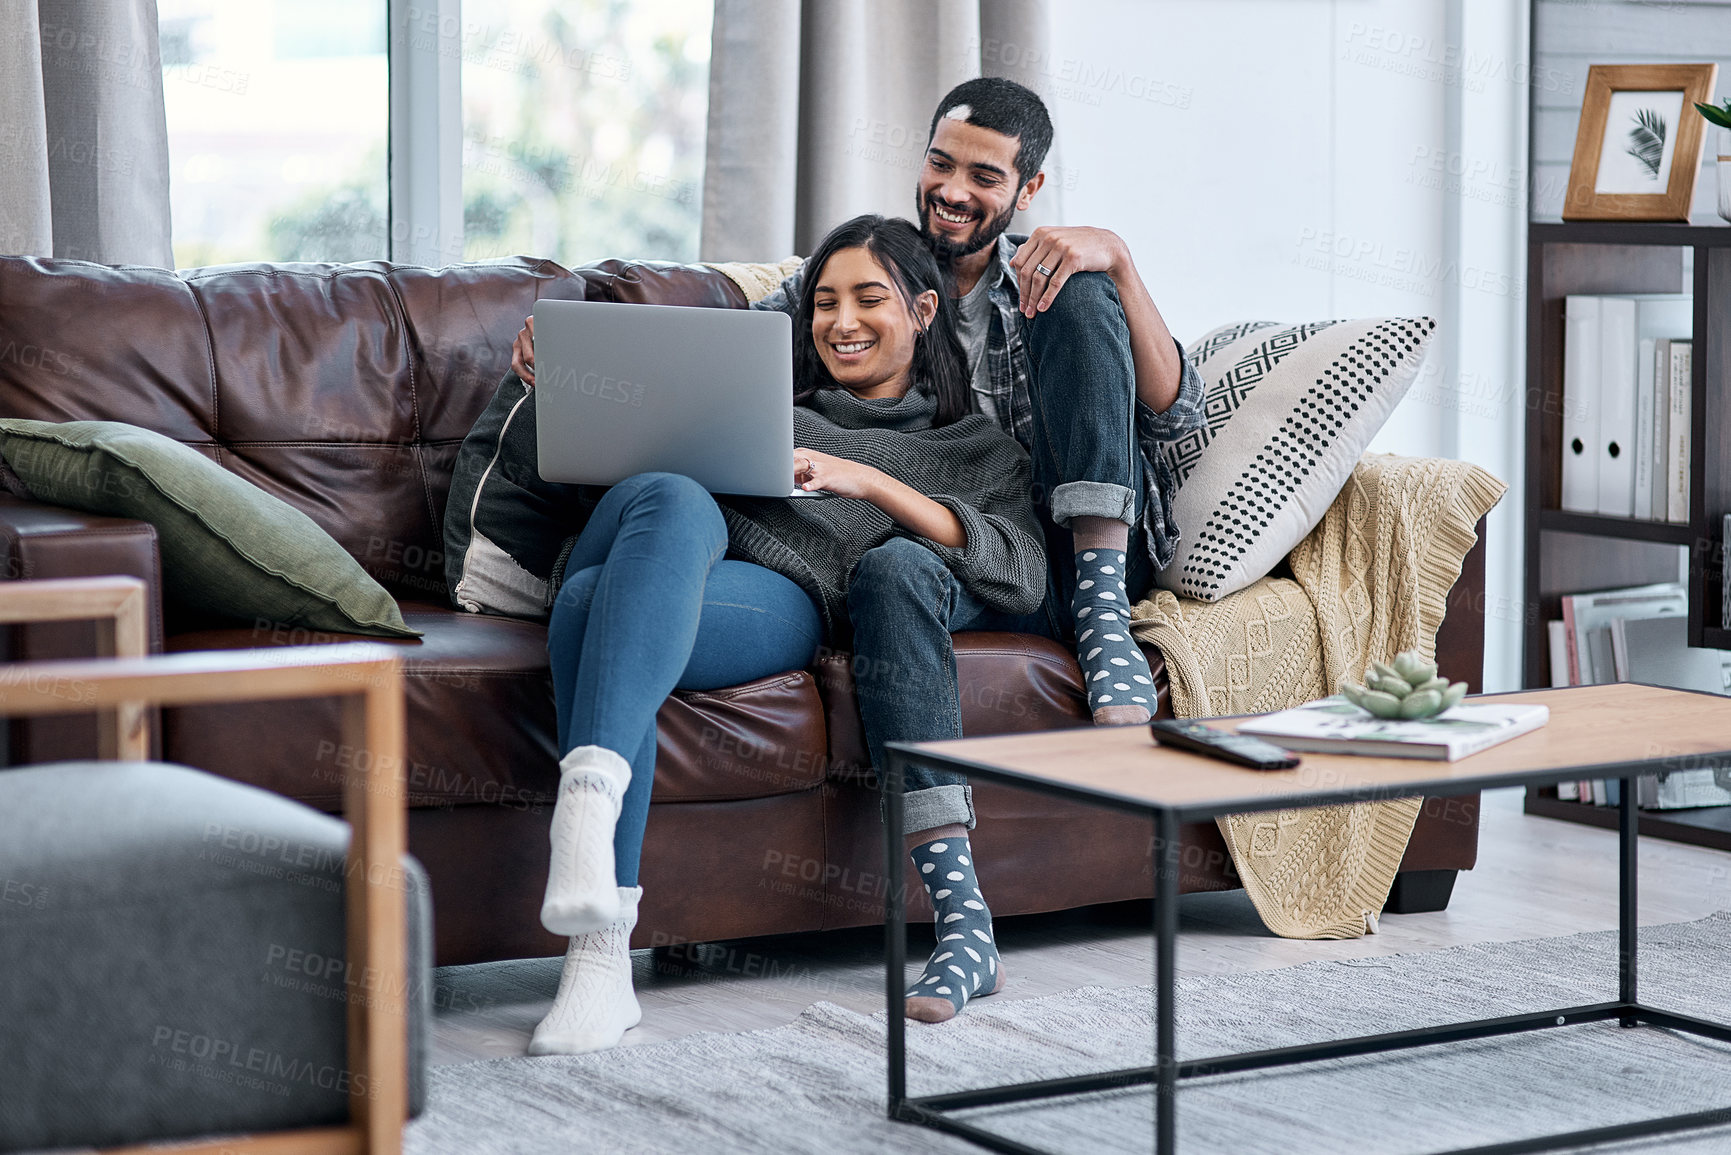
top-left (793, 448), bottom-right (967, 548)
top-left (793, 448), bottom-right (878, 500)
top-left (512, 315), bottom-right (536, 385)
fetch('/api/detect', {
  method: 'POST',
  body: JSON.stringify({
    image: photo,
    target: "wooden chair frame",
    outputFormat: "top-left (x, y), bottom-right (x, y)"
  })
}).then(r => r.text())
top-left (0, 578), bottom-right (408, 1155)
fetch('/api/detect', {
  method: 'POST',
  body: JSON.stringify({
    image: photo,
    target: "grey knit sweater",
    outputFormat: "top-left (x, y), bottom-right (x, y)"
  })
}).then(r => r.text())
top-left (720, 385), bottom-right (1045, 640)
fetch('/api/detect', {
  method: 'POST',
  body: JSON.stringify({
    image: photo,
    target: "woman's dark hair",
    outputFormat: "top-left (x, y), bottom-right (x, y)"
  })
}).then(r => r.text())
top-left (793, 214), bottom-right (972, 427)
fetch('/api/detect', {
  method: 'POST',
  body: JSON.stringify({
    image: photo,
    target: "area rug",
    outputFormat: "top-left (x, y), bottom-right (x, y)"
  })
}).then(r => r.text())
top-left (409, 914), bottom-right (1731, 1154)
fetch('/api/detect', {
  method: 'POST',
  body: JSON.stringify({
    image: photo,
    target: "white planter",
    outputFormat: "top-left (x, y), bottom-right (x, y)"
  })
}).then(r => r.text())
top-left (1720, 126), bottom-right (1731, 223)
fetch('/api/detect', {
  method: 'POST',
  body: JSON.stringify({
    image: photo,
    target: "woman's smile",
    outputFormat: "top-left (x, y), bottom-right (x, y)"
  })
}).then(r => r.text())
top-left (828, 338), bottom-right (877, 360)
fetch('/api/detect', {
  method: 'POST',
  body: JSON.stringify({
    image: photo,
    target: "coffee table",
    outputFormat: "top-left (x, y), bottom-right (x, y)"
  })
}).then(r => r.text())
top-left (881, 684), bottom-right (1731, 1154)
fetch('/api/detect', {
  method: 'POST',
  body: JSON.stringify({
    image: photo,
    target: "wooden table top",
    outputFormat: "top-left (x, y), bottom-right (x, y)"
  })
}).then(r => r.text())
top-left (888, 684), bottom-right (1731, 820)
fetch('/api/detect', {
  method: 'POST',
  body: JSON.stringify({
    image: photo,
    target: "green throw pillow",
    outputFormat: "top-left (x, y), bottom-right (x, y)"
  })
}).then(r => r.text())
top-left (0, 419), bottom-right (420, 639)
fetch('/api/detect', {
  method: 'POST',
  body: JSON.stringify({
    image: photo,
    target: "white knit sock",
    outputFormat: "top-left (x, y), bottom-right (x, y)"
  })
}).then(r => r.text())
top-left (540, 745), bottom-right (631, 935)
top-left (528, 886), bottom-right (643, 1056)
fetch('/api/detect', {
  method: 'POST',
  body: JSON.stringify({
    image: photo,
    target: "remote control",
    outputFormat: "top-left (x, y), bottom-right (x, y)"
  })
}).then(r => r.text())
top-left (1148, 719), bottom-right (1301, 770)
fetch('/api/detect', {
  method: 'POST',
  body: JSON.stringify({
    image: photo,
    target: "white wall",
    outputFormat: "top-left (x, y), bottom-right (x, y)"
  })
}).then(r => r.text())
top-left (1041, 0), bottom-right (1530, 689)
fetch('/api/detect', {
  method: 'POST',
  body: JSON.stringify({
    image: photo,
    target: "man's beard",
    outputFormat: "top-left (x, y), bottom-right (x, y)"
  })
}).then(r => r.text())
top-left (918, 190), bottom-right (1015, 261)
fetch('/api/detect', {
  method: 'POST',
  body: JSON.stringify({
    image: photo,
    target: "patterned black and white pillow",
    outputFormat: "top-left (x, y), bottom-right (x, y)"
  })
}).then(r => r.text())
top-left (1157, 316), bottom-right (1436, 601)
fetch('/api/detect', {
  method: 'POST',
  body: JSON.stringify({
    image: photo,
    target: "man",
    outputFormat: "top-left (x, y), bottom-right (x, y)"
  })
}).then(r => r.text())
top-left (512, 77), bottom-right (1202, 726)
top-left (765, 77), bottom-right (1204, 725)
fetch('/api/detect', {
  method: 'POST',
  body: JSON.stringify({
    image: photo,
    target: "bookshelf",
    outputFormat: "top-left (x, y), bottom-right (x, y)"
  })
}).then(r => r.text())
top-left (1523, 220), bottom-right (1731, 846)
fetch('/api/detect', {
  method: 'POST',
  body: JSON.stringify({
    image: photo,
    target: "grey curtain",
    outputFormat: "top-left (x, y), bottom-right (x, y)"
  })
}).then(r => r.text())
top-left (700, 0), bottom-right (1060, 261)
top-left (0, 0), bottom-right (173, 265)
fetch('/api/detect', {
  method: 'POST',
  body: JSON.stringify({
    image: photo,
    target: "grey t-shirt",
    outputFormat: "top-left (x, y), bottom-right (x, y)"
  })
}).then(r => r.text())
top-left (951, 269), bottom-right (997, 423)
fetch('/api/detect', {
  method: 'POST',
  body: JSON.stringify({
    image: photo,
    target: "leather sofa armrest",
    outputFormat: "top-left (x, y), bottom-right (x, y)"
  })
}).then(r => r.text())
top-left (0, 495), bottom-right (164, 763)
top-left (1409, 512), bottom-right (1489, 875)
top-left (1434, 514), bottom-right (1487, 692)
top-left (0, 495), bottom-right (164, 651)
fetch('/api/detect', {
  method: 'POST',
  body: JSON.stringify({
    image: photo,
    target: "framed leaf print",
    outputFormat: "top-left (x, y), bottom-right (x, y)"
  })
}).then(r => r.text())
top-left (1564, 63), bottom-right (1719, 221)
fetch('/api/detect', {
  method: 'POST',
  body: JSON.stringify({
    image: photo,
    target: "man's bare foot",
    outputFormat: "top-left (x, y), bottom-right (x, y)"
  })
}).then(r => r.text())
top-left (1092, 703), bottom-right (1152, 727)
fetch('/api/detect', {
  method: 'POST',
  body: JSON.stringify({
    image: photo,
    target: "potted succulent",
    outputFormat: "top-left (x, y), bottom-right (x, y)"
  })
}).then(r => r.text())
top-left (1696, 98), bottom-right (1731, 222)
top-left (1338, 650), bottom-right (1469, 720)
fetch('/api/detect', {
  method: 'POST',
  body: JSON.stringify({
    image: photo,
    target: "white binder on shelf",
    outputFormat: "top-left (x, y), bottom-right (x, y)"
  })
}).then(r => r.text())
top-left (1595, 297), bottom-right (1636, 517)
top-left (1561, 296), bottom-right (1600, 513)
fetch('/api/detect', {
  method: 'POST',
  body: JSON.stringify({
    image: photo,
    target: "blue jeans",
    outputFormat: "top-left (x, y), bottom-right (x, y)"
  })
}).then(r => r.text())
top-left (1026, 271), bottom-right (1152, 638)
top-left (847, 537), bottom-right (1055, 833)
top-left (547, 472), bottom-right (822, 887)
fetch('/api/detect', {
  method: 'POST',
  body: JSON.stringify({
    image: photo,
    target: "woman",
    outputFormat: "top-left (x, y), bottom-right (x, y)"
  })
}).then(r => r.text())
top-left (527, 215), bottom-right (1047, 1056)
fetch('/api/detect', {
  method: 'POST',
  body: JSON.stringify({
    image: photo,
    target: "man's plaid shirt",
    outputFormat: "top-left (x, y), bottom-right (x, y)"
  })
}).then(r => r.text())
top-left (755, 234), bottom-right (1205, 570)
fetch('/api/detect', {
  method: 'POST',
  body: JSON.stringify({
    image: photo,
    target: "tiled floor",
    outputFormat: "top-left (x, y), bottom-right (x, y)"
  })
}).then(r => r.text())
top-left (429, 786), bottom-right (1731, 1065)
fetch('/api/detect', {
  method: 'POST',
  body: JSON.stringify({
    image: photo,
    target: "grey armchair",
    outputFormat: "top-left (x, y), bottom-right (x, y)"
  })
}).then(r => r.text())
top-left (0, 578), bottom-right (428, 1155)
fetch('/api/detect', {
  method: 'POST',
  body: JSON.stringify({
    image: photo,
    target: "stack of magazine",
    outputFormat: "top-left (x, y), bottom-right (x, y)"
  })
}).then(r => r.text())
top-left (1560, 294), bottom-right (1691, 522)
top-left (1545, 580), bottom-right (1731, 809)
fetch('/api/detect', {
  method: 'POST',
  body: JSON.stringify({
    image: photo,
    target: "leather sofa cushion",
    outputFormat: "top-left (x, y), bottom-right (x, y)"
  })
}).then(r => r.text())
top-left (650, 674), bottom-right (829, 802)
top-left (163, 602), bottom-right (830, 809)
top-left (815, 631), bottom-right (1170, 784)
top-left (165, 603), bottom-right (560, 811)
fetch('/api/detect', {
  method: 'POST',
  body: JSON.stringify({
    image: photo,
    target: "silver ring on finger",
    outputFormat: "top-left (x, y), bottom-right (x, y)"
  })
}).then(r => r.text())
top-left (1035, 263), bottom-right (1054, 277)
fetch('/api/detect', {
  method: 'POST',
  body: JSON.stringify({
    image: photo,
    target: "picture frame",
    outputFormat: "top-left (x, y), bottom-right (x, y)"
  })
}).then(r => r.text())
top-left (1563, 63), bottom-right (1719, 222)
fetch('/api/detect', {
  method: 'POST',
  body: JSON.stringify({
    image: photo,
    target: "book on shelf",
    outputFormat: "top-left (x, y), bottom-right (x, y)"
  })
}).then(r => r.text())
top-left (1663, 338), bottom-right (1692, 523)
top-left (1238, 698), bottom-right (1549, 761)
top-left (1611, 613), bottom-right (1731, 810)
top-left (1559, 293), bottom-right (1690, 521)
top-left (1545, 618), bottom-right (1579, 798)
top-left (1545, 593), bottom-right (1731, 811)
top-left (1551, 581), bottom-right (1686, 805)
top-left (1587, 627), bottom-right (1616, 688)
top-left (1634, 336), bottom-right (1656, 518)
top-left (1558, 581), bottom-right (1685, 685)
top-left (1608, 614), bottom-right (1727, 690)
top-left (1633, 295), bottom-right (1692, 517)
top-left (1724, 513), bottom-right (1731, 635)
top-left (1639, 770), bottom-right (1731, 809)
top-left (1547, 620), bottom-right (1570, 689)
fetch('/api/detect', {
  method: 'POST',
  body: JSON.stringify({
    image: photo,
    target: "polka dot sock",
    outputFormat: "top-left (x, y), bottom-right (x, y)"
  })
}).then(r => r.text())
top-left (904, 837), bottom-right (1003, 1022)
top-left (1072, 549), bottom-right (1154, 713)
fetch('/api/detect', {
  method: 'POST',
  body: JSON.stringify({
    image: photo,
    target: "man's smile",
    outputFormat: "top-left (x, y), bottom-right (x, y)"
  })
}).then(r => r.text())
top-left (929, 201), bottom-right (976, 227)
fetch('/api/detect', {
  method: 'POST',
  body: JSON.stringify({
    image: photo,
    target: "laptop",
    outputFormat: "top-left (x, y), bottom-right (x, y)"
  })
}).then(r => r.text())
top-left (532, 298), bottom-right (811, 497)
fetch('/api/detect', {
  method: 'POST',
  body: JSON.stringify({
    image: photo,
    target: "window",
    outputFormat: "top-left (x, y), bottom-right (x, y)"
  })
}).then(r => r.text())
top-left (158, 1), bottom-right (708, 269)
top-left (158, 0), bottom-right (389, 267)
top-left (459, 0), bottom-right (712, 265)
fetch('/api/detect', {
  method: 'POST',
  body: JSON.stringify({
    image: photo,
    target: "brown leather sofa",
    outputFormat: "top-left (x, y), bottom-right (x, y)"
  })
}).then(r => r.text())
top-left (0, 254), bottom-right (1484, 966)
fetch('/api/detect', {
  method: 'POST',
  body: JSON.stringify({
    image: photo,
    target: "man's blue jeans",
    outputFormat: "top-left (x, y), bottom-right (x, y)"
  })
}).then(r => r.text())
top-left (847, 536), bottom-right (1055, 833)
top-left (1025, 271), bottom-right (1151, 639)
top-left (547, 473), bottom-right (822, 887)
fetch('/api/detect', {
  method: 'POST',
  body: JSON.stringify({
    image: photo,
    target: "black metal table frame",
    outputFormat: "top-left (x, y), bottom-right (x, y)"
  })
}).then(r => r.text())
top-left (881, 746), bottom-right (1731, 1155)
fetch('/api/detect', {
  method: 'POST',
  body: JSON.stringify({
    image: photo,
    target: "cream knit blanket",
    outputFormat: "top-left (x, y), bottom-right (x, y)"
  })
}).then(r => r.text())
top-left (1130, 454), bottom-right (1506, 938)
top-left (704, 256), bottom-right (804, 303)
